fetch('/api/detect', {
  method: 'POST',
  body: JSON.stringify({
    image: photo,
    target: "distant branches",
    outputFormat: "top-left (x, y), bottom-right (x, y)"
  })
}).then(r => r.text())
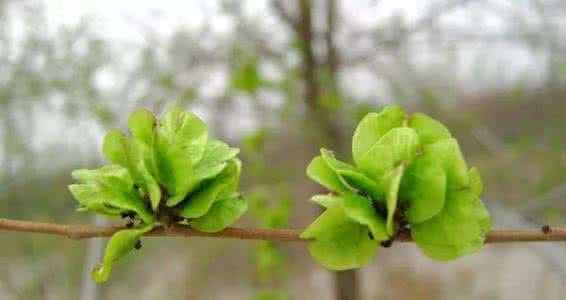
top-left (1, 218), bottom-right (566, 243)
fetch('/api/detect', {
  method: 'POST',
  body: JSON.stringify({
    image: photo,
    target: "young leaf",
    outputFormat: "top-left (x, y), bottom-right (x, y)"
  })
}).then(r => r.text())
top-left (301, 206), bottom-right (379, 270)
top-left (306, 156), bottom-right (348, 193)
top-left (424, 138), bottom-right (470, 190)
top-left (385, 164), bottom-right (404, 236)
top-left (92, 225), bottom-right (154, 283)
top-left (319, 149), bottom-right (382, 200)
top-left (341, 193), bottom-right (388, 241)
top-left (469, 167), bottom-right (483, 196)
top-left (179, 159), bottom-right (241, 218)
top-left (189, 195), bottom-right (247, 232)
top-left (127, 108), bottom-right (156, 147)
top-left (411, 188), bottom-right (490, 260)
top-left (357, 127), bottom-right (419, 180)
top-left (310, 194), bottom-right (341, 208)
top-left (69, 166), bottom-right (155, 224)
top-left (400, 155), bottom-right (447, 224)
top-left (71, 165), bottom-right (133, 191)
top-left (159, 106), bottom-right (208, 163)
top-left (352, 105), bottom-right (405, 166)
top-left (408, 113), bottom-right (451, 145)
top-left (102, 129), bottom-right (130, 167)
top-left (69, 184), bottom-right (124, 217)
top-left (164, 140), bottom-right (238, 207)
top-left (102, 130), bottom-right (161, 210)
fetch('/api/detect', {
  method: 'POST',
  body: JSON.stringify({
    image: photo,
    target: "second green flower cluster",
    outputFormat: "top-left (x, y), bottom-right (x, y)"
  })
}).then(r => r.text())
top-left (69, 106), bottom-right (247, 282)
top-left (302, 105), bottom-right (490, 270)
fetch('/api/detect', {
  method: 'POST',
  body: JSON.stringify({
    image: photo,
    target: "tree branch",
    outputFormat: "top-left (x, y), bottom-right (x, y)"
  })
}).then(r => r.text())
top-left (1, 218), bottom-right (566, 243)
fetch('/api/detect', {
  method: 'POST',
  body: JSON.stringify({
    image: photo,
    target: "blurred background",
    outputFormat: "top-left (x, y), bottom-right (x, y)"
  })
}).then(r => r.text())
top-left (0, 0), bottom-right (565, 299)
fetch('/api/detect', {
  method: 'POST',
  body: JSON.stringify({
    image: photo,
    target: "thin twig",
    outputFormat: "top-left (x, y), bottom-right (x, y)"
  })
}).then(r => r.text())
top-left (1, 218), bottom-right (566, 243)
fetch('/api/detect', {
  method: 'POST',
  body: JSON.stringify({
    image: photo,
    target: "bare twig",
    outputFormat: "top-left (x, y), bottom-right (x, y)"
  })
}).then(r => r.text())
top-left (1, 218), bottom-right (566, 243)
top-left (271, 0), bottom-right (299, 30)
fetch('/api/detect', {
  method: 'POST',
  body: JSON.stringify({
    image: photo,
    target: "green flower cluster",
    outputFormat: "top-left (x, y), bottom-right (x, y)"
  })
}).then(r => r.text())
top-left (302, 105), bottom-right (490, 270)
top-left (69, 106), bottom-right (246, 282)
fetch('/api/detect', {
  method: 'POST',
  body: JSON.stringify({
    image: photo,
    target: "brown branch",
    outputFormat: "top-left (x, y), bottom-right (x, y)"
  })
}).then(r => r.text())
top-left (1, 218), bottom-right (566, 243)
top-left (271, 0), bottom-right (299, 30)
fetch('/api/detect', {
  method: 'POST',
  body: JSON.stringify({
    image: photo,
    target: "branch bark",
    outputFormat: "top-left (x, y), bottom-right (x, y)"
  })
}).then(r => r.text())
top-left (1, 218), bottom-right (566, 243)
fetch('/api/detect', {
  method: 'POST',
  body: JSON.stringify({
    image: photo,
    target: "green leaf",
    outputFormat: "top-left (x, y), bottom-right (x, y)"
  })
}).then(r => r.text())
top-left (189, 195), bottom-right (247, 232)
top-left (411, 188), bottom-right (490, 260)
top-left (163, 139), bottom-right (238, 207)
top-left (310, 194), bottom-right (341, 208)
top-left (306, 156), bottom-right (348, 193)
top-left (159, 105), bottom-right (208, 163)
top-left (311, 193), bottom-right (387, 241)
top-left (255, 241), bottom-right (285, 280)
top-left (155, 106), bottom-right (209, 202)
top-left (357, 127), bottom-right (419, 180)
top-left (352, 105), bottom-right (405, 167)
top-left (102, 129), bottom-right (129, 166)
top-left (231, 57), bottom-right (261, 93)
top-left (400, 155), bottom-right (447, 224)
top-left (341, 193), bottom-right (388, 241)
top-left (129, 140), bottom-right (161, 210)
top-left (424, 138), bottom-right (469, 189)
top-left (127, 108), bottom-right (156, 146)
top-left (92, 225), bottom-right (154, 283)
top-left (102, 129), bottom-right (161, 210)
top-left (385, 164), bottom-right (404, 236)
top-left (71, 165), bottom-right (133, 191)
top-left (197, 140), bottom-right (240, 169)
top-left (469, 167), bottom-right (483, 196)
top-left (319, 149), bottom-right (382, 201)
top-left (179, 159), bottom-right (241, 218)
top-left (69, 184), bottom-right (124, 216)
top-left (338, 170), bottom-right (385, 203)
top-left (301, 206), bottom-right (378, 270)
top-left (154, 139), bottom-right (191, 202)
top-left (408, 113), bottom-right (451, 145)
top-left (68, 166), bottom-right (155, 224)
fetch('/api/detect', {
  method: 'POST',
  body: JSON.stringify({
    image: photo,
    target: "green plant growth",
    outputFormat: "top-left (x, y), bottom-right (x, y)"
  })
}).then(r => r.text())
top-left (68, 106), bottom-right (247, 282)
top-left (302, 105), bottom-right (491, 270)
top-left (242, 128), bottom-right (292, 300)
top-left (249, 188), bottom-right (293, 300)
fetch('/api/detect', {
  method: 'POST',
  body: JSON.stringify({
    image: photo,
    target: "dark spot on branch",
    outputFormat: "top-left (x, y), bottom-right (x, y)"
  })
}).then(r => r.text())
top-left (134, 239), bottom-right (142, 250)
top-left (381, 239), bottom-right (393, 248)
top-left (542, 225), bottom-right (552, 234)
